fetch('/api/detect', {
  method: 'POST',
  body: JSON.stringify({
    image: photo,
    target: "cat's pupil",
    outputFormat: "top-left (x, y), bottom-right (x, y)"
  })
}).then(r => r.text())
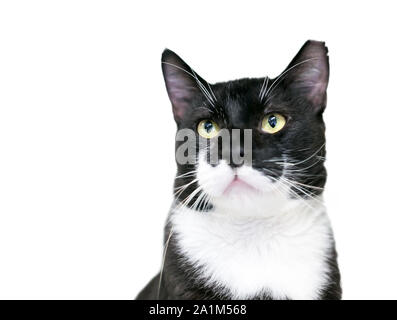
top-left (204, 121), bottom-right (213, 133)
top-left (268, 115), bottom-right (277, 128)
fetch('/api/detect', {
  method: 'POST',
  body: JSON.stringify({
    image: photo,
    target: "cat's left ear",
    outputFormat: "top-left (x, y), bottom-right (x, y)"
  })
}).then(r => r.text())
top-left (280, 40), bottom-right (329, 113)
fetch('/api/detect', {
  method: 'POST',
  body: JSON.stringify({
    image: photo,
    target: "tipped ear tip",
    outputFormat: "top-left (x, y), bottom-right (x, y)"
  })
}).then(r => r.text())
top-left (304, 39), bottom-right (326, 47)
top-left (304, 40), bottom-right (329, 56)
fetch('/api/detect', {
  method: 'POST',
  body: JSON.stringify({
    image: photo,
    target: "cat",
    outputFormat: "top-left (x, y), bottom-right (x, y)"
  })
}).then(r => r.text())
top-left (136, 40), bottom-right (341, 300)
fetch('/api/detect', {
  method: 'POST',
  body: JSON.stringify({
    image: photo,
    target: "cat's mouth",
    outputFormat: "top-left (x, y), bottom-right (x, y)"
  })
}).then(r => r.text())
top-left (223, 174), bottom-right (260, 196)
top-left (196, 153), bottom-right (274, 199)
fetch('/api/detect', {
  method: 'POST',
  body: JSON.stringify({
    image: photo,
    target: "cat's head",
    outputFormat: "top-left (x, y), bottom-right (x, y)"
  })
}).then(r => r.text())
top-left (162, 41), bottom-right (329, 217)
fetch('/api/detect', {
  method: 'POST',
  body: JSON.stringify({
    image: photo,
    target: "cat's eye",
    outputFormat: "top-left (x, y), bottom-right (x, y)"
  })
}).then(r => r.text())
top-left (261, 113), bottom-right (286, 134)
top-left (197, 119), bottom-right (220, 139)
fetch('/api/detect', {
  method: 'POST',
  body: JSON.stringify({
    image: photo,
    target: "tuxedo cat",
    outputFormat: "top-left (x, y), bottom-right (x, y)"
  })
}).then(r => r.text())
top-left (137, 40), bottom-right (341, 300)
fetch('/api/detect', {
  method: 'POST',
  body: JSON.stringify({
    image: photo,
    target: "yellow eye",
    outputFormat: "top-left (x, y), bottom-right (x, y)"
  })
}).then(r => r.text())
top-left (197, 119), bottom-right (220, 139)
top-left (261, 113), bottom-right (286, 134)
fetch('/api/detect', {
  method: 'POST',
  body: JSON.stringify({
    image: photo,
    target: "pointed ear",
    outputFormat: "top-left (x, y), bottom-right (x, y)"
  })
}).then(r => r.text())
top-left (161, 49), bottom-right (207, 122)
top-left (280, 40), bottom-right (329, 112)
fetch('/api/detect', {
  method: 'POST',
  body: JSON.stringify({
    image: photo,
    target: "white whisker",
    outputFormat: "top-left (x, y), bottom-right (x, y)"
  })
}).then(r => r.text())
top-left (162, 61), bottom-right (216, 108)
top-left (263, 58), bottom-right (319, 104)
top-left (157, 227), bottom-right (174, 299)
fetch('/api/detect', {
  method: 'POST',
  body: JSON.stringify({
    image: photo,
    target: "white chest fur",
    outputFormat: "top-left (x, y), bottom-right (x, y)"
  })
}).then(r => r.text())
top-left (170, 202), bottom-right (333, 300)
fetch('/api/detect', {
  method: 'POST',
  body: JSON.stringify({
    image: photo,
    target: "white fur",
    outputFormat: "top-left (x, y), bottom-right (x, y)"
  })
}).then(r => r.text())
top-left (196, 157), bottom-right (292, 218)
top-left (170, 155), bottom-right (334, 300)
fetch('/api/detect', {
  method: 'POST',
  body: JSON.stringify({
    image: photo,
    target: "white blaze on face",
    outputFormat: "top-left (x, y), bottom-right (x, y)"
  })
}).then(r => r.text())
top-left (196, 152), bottom-right (293, 218)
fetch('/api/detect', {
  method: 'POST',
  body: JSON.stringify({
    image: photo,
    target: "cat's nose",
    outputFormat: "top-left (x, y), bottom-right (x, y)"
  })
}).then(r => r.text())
top-left (229, 162), bottom-right (243, 168)
top-left (229, 146), bottom-right (245, 168)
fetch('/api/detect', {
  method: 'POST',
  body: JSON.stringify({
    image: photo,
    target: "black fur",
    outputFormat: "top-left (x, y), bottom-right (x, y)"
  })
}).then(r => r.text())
top-left (137, 41), bottom-right (341, 300)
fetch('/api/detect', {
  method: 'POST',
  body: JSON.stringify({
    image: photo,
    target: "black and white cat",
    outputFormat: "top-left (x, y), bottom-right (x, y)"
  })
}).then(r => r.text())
top-left (137, 40), bottom-right (341, 300)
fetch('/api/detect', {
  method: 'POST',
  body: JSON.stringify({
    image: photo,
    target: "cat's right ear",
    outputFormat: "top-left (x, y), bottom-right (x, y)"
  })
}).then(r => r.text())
top-left (161, 49), bottom-right (202, 122)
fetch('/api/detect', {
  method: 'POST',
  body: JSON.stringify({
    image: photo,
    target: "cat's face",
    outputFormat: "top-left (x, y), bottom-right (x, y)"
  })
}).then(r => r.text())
top-left (162, 41), bottom-right (329, 217)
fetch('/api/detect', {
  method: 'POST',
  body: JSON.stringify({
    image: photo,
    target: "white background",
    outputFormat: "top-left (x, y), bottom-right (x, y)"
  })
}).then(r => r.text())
top-left (0, 1), bottom-right (396, 300)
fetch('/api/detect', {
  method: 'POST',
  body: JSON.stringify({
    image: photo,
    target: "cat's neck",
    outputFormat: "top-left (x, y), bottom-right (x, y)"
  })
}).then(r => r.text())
top-left (169, 197), bottom-right (334, 299)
